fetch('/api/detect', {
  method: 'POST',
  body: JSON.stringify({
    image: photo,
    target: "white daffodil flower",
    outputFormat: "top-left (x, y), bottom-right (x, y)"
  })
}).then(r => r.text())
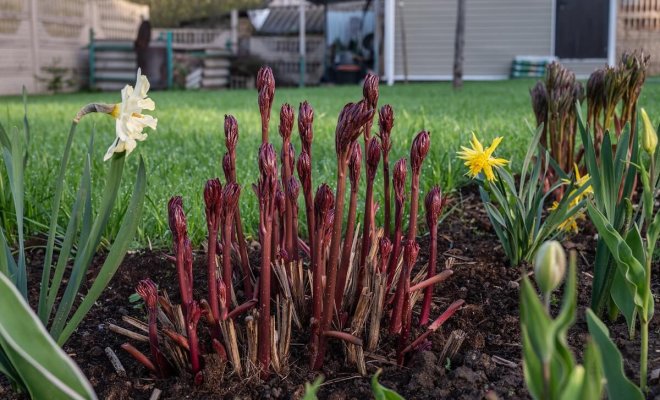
top-left (104, 69), bottom-right (157, 161)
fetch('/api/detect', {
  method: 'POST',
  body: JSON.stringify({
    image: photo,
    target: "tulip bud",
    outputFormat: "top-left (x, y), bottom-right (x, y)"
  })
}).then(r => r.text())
top-left (348, 142), bottom-right (362, 187)
top-left (366, 137), bottom-right (381, 181)
top-left (534, 241), bottom-right (566, 296)
top-left (410, 130), bottom-right (430, 174)
top-left (363, 73), bottom-right (379, 109)
top-left (393, 158), bottom-right (408, 206)
top-left (224, 115), bottom-right (238, 152)
top-left (640, 108), bottom-right (658, 156)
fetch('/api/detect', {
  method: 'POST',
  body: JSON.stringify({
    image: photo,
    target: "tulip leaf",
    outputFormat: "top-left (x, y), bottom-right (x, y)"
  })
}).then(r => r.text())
top-left (585, 309), bottom-right (643, 400)
top-left (302, 376), bottom-right (323, 400)
top-left (371, 369), bottom-right (405, 400)
top-left (0, 272), bottom-right (97, 400)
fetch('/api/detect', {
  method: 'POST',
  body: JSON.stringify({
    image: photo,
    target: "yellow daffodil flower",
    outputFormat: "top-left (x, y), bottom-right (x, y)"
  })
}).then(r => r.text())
top-left (457, 133), bottom-right (509, 181)
top-left (551, 165), bottom-right (593, 234)
top-left (104, 69), bottom-right (157, 161)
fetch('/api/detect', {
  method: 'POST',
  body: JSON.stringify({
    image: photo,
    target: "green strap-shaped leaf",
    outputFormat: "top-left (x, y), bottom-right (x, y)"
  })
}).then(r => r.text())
top-left (2, 127), bottom-right (27, 297)
top-left (38, 121), bottom-right (79, 322)
top-left (44, 154), bottom-right (91, 321)
top-left (587, 203), bottom-right (646, 334)
top-left (371, 369), bottom-right (405, 400)
top-left (585, 309), bottom-right (643, 400)
top-left (50, 153), bottom-right (126, 340)
top-left (0, 272), bottom-right (97, 400)
top-left (57, 156), bottom-right (147, 345)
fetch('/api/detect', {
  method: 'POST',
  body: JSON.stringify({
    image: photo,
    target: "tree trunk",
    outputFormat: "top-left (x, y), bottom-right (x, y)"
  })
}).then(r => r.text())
top-left (453, 0), bottom-right (465, 90)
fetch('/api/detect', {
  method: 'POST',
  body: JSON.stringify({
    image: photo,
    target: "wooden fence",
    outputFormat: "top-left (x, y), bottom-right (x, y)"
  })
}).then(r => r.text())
top-left (0, 0), bottom-right (148, 95)
top-left (618, 0), bottom-right (660, 74)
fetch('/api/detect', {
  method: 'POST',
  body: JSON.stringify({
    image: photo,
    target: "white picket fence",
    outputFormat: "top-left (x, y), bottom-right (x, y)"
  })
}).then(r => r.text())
top-left (0, 0), bottom-right (148, 95)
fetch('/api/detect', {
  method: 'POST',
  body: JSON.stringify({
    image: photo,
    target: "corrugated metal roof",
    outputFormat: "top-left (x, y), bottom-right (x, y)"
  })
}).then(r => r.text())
top-left (257, 6), bottom-right (325, 35)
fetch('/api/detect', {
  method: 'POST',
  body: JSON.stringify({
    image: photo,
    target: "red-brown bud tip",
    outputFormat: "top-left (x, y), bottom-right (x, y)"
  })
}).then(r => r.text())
top-left (411, 130), bottom-right (431, 173)
top-left (222, 152), bottom-right (233, 181)
top-left (187, 301), bottom-right (202, 325)
top-left (379, 236), bottom-right (393, 259)
top-left (366, 136), bottom-right (381, 179)
top-left (424, 186), bottom-right (444, 227)
top-left (296, 151), bottom-right (311, 189)
top-left (136, 279), bottom-right (158, 310)
top-left (258, 143), bottom-right (278, 177)
top-left (403, 239), bottom-right (420, 269)
top-left (393, 158), bottom-right (408, 204)
top-left (217, 278), bottom-right (227, 307)
top-left (336, 100), bottom-right (375, 154)
top-left (298, 101), bottom-right (314, 149)
top-left (275, 183), bottom-right (286, 212)
top-left (257, 66), bottom-right (275, 119)
top-left (287, 142), bottom-right (296, 171)
top-left (168, 196), bottom-right (187, 241)
top-left (286, 176), bottom-right (300, 202)
top-left (224, 114), bottom-right (238, 151)
top-left (348, 142), bottom-right (362, 186)
top-left (378, 104), bottom-right (394, 138)
top-left (221, 182), bottom-right (241, 217)
top-left (363, 73), bottom-right (380, 109)
top-left (279, 103), bottom-right (295, 140)
top-left (204, 178), bottom-right (222, 210)
top-left (314, 184), bottom-right (335, 221)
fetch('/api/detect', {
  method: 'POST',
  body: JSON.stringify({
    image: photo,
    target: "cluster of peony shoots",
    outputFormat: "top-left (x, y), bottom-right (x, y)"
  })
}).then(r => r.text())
top-left (113, 67), bottom-right (464, 383)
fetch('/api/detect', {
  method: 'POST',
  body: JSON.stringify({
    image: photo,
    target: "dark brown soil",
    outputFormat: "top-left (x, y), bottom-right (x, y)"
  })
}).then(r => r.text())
top-left (1, 186), bottom-right (659, 399)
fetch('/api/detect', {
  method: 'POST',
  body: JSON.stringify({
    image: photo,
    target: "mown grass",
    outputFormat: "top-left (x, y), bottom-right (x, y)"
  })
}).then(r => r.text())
top-left (2, 79), bottom-right (659, 248)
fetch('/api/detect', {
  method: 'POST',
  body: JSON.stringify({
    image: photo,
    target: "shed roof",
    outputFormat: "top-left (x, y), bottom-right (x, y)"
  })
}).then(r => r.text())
top-left (256, 6), bottom-right (325, 35)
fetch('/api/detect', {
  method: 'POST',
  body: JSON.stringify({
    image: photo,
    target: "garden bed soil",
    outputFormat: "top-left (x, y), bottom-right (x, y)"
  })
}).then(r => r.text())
top-left (2, 186), bottom-right (659, 399)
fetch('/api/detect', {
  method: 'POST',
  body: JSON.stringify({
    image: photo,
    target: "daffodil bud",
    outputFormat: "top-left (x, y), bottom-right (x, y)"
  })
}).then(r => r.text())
top-left (640, 108), bottom-right (657, 156)
top-left (534, 241), bottom-right (566, 295)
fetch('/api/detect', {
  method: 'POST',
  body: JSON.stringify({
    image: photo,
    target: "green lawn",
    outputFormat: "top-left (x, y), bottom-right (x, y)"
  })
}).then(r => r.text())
top-left (2, 80), bottom-right (659, 247)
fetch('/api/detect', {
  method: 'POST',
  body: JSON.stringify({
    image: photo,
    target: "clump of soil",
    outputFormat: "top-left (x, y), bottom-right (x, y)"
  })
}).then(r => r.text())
top-left (1, 186), bottom-right (658, 399)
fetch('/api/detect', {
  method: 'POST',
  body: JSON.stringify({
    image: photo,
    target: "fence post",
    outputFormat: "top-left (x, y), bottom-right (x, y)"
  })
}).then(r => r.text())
top-left (166, 31), bottom-right (173, 89)
top-left (89, 28), bottom-right (96, 89)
